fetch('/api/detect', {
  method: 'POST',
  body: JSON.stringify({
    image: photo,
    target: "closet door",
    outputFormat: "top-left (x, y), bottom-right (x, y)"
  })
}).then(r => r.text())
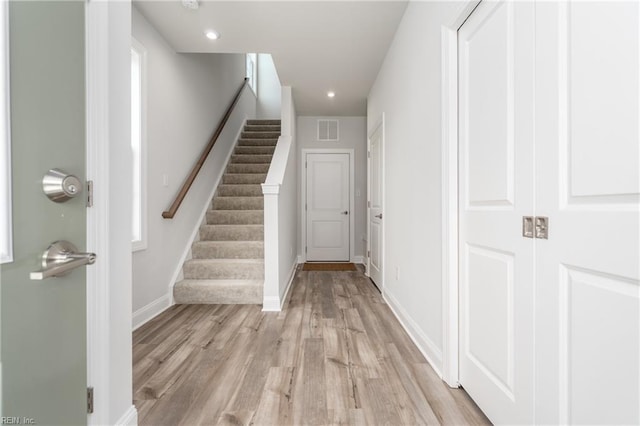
top-left (458, 1), bottom-right (535, 424)
top-left (535, 2), bottom-right (640, 424)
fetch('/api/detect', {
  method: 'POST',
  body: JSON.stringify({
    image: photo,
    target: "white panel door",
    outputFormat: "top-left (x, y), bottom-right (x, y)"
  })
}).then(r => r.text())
top-left (535, 2), bottom-right (640, 424)
top-left (368, 123), bottom-right (383, 286)
top-left (458, 1), bottom-right (535, 424)
top-left (306, 153), bottom-right (350, 261)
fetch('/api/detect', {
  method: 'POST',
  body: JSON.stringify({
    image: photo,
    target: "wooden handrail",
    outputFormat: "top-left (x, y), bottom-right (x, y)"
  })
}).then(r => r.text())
top-left (162, 78), bottom-right (249, 219)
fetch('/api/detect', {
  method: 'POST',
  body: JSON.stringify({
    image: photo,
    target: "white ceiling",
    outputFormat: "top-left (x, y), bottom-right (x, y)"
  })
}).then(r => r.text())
top-left (133, 1), bottom-right (408, 116)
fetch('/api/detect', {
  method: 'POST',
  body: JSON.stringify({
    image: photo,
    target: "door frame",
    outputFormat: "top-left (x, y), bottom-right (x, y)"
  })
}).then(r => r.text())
top-left (300, 148), bottom-right (355, 263)
top-left (440, 0), bottom-right (481, 388)
top-left (366, 114), bottom-right (384, 290)
top-left (86, 2), bottom-right (137, 425)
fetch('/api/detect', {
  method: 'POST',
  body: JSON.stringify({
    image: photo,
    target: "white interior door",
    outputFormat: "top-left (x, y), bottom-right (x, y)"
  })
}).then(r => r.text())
top-left (306, 153), bottom-right (350, 261)
top-left (534, 2), bottom-right (640, 424)
top-left (368, 123), bottom-right (383, 286)
top-left (458, 1), bottom-right (535, 424)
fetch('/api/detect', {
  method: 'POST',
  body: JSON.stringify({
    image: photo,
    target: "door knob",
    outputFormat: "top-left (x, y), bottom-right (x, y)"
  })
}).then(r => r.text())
top-left (30, 240), bottom-right (96, 280)
top-left (341, 211), bottom-right (349, 215)
top-left (375, 213), bottom-right (383, 219)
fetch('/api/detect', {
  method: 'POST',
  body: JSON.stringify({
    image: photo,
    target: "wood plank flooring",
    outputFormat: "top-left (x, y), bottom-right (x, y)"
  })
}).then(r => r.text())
top-left (133, 266), bottom-right (490, 425)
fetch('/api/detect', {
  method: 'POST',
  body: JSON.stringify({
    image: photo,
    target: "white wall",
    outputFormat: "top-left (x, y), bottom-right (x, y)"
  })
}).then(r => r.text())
top-left (132, 8), bottom-right (256, 318)
top-left (296, 116), bottom-right (367, 261)
top-left (256, 54), bottom-right (281, 119)
top-left (262, 87), bottom-right (298, 311)
top-left (367, 1), bottom-right (470, 372)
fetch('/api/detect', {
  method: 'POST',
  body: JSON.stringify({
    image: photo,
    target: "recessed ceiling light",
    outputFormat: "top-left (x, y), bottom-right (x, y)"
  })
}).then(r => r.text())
top-left (327, 91), bottom-right (336, 98)
top-left (205, 31), bottom-right (219, 40)
top-left (181, 0), bottom-right (199, 10)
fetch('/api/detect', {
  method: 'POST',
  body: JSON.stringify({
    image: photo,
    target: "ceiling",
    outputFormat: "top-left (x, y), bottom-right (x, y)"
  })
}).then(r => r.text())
top-left (133, 1), bottom-right (408, 116)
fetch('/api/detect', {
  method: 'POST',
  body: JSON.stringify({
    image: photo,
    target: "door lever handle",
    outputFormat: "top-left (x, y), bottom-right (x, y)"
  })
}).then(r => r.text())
top-left (375, 213), bottom-right (383, 219)
top-left (30, 240), bottom-right (96, 280)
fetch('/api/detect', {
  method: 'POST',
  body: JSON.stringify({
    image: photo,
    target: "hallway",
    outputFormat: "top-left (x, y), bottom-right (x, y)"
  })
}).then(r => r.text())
top-left (133, 267), bottom-right (489, 425)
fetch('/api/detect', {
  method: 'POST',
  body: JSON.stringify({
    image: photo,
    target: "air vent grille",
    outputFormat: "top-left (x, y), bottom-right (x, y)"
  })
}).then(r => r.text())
top-left (317, 119), bottom-right (339, 141)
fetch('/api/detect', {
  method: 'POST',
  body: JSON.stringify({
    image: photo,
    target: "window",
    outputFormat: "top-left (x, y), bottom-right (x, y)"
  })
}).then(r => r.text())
top-left (246, 53), bottom-right (257, 94)
top-left (131, 39), bottom-right (147, 251)
top-left (0, 0), bottom-right (11, 264)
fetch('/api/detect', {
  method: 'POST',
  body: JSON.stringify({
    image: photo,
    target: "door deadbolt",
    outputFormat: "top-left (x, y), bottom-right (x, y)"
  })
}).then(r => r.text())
top-left (43, 169), bottom-right (83, 202)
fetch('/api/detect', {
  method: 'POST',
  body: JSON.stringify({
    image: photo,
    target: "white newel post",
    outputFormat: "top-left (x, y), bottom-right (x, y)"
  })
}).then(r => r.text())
top-left (261, 182), bottom-right (280, 311)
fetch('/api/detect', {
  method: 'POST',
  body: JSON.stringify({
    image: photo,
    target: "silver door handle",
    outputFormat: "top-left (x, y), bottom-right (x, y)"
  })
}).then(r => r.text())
top-left (375, 213), bottom-right (383, 219)
top-left (341, 211), bottom-right (349, 215)
top-left (30, 240), bottom-right (96, 280)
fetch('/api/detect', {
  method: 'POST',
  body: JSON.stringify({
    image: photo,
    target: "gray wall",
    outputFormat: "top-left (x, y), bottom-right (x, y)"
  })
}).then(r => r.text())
top-left (257, 54), bottom-right (281, 119)
top-left (296, 116), bottom-right (367, 260)
top-left (367, 1), bottom-right (471, 370)
top-left (132, 7), bottom-right (255, 316)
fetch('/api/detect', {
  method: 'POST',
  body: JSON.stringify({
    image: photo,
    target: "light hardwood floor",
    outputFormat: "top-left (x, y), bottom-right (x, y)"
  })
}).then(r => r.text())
top-left (133, 266), bottom-right (490, 425)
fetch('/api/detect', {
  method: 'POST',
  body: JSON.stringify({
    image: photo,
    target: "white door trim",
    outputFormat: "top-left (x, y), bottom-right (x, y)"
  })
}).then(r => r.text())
top-left (301, 148), bottom-right (355, 263)
top-left (440, 0), bottom-right (481, 388)
top-left (366, 114), bottom-right (384, 290)
top-left (86, 2), bottom-right (135, 425)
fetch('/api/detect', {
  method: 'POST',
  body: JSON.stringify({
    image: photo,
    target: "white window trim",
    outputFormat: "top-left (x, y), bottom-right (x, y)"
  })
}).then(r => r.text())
top-left (131, 37), bottom-right (147, 252)
top-left (246, 53), bottom-right (257, 95)
top-left (1, 0), bottom-right (12, 264)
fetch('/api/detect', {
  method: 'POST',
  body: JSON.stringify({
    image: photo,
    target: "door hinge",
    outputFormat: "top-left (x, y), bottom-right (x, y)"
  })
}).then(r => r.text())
top-left (86, 180), bottom-right (93, 207)
top-left (367, 151), bottom-right (370, 158)
top-left (367, 250), bottom-right (370, 258)
top-left (87, 387), bottom-right (94, 414)
top-left (305, 203), bottom-right (307, 211)
top-left (305, 246), bottom-right (307, 253)
top-left (367, 201), bottom-right (371, 208)
top-left (305, 161), bottom-right (307, 168)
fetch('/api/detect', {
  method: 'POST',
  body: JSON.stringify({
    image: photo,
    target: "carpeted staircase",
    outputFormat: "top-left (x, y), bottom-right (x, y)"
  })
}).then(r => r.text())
top-left (173, 119), bottom-right (280, 304)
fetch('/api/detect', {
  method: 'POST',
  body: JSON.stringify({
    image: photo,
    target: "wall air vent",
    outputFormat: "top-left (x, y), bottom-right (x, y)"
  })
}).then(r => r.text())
top-left (317, 119), bottom-right (339, 142)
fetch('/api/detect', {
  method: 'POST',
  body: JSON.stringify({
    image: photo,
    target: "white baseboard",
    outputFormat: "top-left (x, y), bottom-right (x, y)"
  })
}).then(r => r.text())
top-left (383, 288), bottom-right (444, 377)
top-left (263, 260), bottom-right (298, 311)
top-left (297, 254), bottom-right (304, 264)
top-left (353, 255), bottom-right (365, 264)
top-left (115, 405), bottom-right (138, 426)
top-left (279, 260), bottom-right (298, 308)
top-left (132, 293), bottom-right (172, 331)
top-left (167, 117), bottom-right (248, 297)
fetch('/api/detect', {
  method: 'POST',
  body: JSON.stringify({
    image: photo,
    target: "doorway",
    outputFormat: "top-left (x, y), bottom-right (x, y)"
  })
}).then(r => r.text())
top-left (367, 118), bottom-right (384, 288)
top-left (453, 1), bottom-right (640, 424)
top-left (302, 150), bottom-right (354, 262)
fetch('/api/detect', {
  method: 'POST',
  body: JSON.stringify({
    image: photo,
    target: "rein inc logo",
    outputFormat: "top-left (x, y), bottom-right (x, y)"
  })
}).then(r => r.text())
top-left (0, 418), bottom-right (35, 425)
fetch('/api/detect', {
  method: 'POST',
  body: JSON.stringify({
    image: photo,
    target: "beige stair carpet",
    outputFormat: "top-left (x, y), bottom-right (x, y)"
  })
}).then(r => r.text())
top-left (173, 119), bottom-right (280, 304)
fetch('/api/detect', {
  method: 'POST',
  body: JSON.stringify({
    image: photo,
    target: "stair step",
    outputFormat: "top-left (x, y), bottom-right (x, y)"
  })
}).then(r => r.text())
top-left (217, 184), bottom-right (263, 197)
top-left (247, 119), bottom-right (280, 125)
top-left (231, 154), bottom-right (273, 164)
top-left (222, 173), bottom-right (267, 184)
top-left (241, 131), bottom-right (280, 139)
top-left (237, 139), bottom-right (278, 147)
top-left (174, 279), bottom-right (263, 304)
top-left (234, 146), bottom-right (275, 155)
top-left (192, 241), bottom-right (264, 259)
top-left (200, 224), bottom-right (264, 241)
top-left (244, 125), bottom-right (281, 132)
top-left (226, 163), bottom-right (270, 174)
top-left (212, 196), bottom-right (263, 210)
top-left (207, 210), bottom-right (263, 225)
top-left (184, 259), bottom-right (264, 280)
